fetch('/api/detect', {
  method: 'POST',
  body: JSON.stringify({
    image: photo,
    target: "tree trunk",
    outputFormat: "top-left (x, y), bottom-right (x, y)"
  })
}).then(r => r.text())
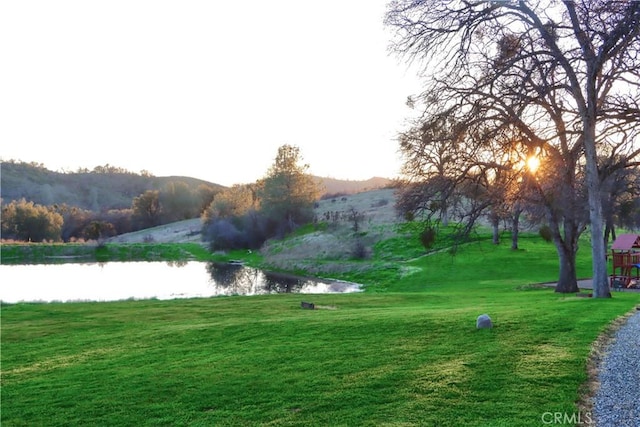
top-left (555, 244), bottom-right (580, 293)
top-left (440, 205), bottom-right (449, 227)
top-left (550, 216), bottom-right (580, 293)
top-left (511, 207), bottom-right (522, 250)
top-left (491, 215), bottom-right (500, 245)
top-left (603, 192), bottom-right (616, 246)
top-left (604, 219), bottom-right (615, 247)
top-left (440, 200), bottom-right (449, 227)
top-left (611, 227), bottom-right (616, 244)
top-left (583, 113), bottom-right (611, 298)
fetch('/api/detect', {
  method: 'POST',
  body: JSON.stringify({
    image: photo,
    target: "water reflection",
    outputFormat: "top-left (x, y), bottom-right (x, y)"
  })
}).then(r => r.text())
top-left (207, 262), bottom-right (258, 290)
top-left (0, 261), bottom-right (361, 303)
top-left (206, 263), bottom-right (344, 295)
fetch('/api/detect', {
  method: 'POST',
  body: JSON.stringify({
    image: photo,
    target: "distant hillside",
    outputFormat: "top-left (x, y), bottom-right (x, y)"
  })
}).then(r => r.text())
top-left (0, 161), bottom-right (226, 211)
top-left (316, 176), bottom-right (393, 196)
top-left (1, 160), bottom-right (393, 211)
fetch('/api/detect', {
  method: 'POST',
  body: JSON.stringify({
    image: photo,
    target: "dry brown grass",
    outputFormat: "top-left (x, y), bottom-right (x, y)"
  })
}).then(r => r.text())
top-left (261, 189), bottom-right (400, 271)
top-left (315, 188), bottom-right (398, 225)
top-left (109, 189), bottom-right (400, 272)
top-left (108, 218), bottom-right (203, 244)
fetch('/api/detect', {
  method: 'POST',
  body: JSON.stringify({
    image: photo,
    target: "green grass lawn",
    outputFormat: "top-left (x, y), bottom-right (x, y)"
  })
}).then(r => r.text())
top-left (2, 233), bottom-right (639, 426)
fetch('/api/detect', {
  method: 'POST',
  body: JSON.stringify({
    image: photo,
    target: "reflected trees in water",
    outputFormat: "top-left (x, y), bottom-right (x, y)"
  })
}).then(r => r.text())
top-left (205, 262), bottom-right (317, 295)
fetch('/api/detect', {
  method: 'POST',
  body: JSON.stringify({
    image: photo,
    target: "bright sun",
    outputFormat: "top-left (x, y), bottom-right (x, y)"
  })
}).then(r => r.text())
top-left (526, 156), bottom-right (541, 173)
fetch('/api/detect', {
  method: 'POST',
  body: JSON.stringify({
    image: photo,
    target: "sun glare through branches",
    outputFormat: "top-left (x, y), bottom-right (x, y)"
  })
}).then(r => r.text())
top-left (526, 156), bottom-right (540, 173)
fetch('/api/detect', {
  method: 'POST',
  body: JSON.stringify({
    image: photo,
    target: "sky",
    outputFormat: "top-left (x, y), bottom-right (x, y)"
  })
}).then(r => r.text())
top-left (1, 1), bottom-right (422, 187)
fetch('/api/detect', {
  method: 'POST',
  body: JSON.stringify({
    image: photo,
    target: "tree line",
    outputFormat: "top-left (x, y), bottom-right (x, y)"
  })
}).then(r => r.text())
top-left (1, 180), bottom-right (220, 242)
top-left (1, 145), bottom-right (321, 246)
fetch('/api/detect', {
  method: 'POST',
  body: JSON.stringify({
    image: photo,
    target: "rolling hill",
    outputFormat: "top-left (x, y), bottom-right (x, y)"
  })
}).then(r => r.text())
top-left (1, 160), bottom-right (393, 212)
top-left (0, 161), bottom-right (224, 211)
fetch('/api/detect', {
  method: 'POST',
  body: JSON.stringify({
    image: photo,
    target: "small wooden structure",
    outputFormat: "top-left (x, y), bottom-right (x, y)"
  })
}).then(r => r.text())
top-left (610, 234), bottom-right (640, 289)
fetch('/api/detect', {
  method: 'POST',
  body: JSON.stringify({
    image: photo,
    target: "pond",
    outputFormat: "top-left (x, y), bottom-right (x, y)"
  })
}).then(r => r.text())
top-left (0, 261), bottom-right (362, 303)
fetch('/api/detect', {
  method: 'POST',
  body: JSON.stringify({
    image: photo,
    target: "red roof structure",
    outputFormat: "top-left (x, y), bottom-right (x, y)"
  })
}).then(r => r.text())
top-left (610, 234), bottom-right (640, 289)
top-left (611, 234), bottom-right (640, 250)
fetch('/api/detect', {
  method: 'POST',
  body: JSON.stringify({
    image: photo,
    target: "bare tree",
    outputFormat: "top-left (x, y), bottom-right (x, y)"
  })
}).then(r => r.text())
top-left (386, 0), bottom-right (640, 297)
top-left (603, 167), bottom-right (640, 237)
top-left (397, 106), bottom-right (538, 249)
top-left (396, 112), bottom-right (468, 226)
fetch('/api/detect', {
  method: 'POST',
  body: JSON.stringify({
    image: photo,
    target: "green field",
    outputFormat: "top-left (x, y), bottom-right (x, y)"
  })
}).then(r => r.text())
top-left (2, 232), bottom-right (639, 426)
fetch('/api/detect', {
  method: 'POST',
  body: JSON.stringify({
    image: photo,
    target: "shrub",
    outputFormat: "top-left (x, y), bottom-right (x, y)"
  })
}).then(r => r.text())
top-left (203, 211), bottom-right (273, 251)
top-left (371, 198), bottom-right (389, 208)
top-left (83, 220), bottom-right (117, 240)
top-left (420, 224), bottom-right (437, 250)
top-left (539, 225), bottom-right (553, 242)
top-left (351, 239), bottom-right (370, 260)
top-left (205, 219), bottom-right (247, 251)
top-left (320, 192), bottom-right (348, 200)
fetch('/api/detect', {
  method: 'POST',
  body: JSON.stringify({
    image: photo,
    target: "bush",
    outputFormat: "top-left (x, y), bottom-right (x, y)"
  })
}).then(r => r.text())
top-left (539, 225), bottom-right (553, 242)
top-left (83, 220), bottom-right (117, 240)
top-left (320, 192), bottom-right (348, 200)
top-left (420, 224), bottom-right (437, 250)
top-left (371, 198), bottom-right (389, 208)
top-left (351, 239), bottom-right (370, 260)
top-left (205, 219), bottom-right (247, 251)
top-left (203, 210), bottom-right (274, 251)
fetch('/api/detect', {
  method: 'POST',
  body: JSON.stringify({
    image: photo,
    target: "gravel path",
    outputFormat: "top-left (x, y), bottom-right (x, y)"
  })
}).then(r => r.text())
top-left (593, 309), bottom-right (640, 427)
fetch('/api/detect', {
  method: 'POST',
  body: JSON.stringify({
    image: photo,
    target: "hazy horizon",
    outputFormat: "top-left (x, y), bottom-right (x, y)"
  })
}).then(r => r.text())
top-left (1, 1), bottom-right (422, 187)
top-left (1, 157), bottom-right (395, 186)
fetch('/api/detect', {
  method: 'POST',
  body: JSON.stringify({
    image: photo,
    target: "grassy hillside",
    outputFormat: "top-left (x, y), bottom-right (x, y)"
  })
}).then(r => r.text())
top-left (0, 161), bottom-right (225, 211)
top-left (317, 176), bottom-right (392, 196)
top-left (107, 218), bottom-right (204, 244)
